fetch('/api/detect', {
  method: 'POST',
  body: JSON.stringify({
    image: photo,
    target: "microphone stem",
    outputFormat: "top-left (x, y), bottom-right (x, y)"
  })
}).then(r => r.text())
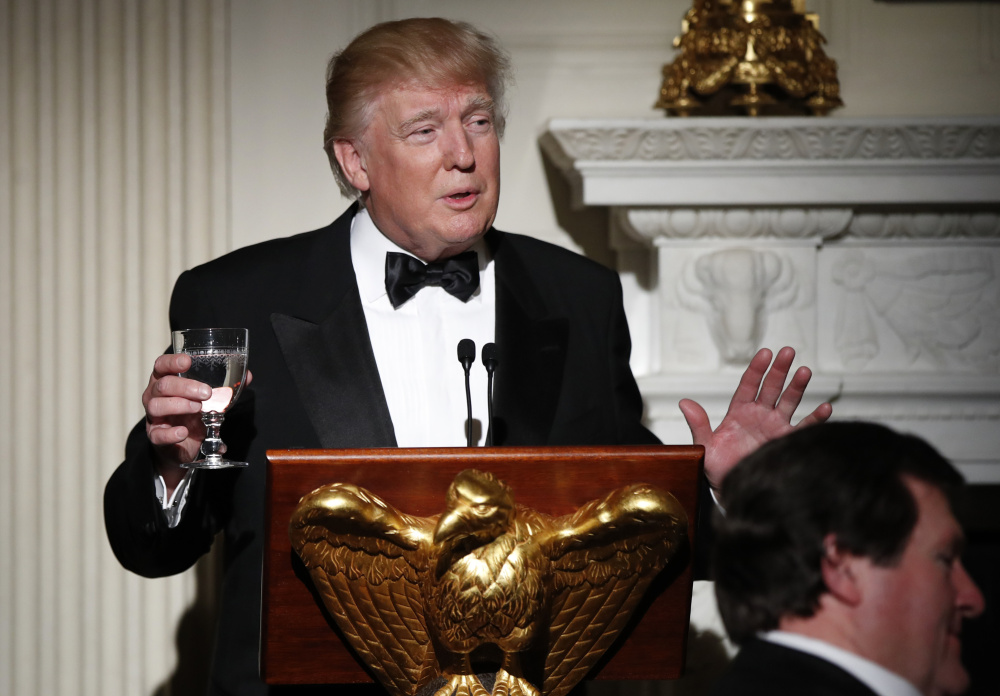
top-left (486, 370), bottom-right (494, 447)
top-left (464, 365), bottom-right (474, 447)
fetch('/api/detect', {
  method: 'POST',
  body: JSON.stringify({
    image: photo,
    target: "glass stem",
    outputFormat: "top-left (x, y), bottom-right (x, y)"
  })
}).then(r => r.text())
top-left (201, 411), bottom-right (224, 460)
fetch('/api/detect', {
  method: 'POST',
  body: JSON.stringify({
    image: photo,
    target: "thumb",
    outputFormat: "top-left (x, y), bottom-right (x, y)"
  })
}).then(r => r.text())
top-left (679, 398), bottom-right (713, 446)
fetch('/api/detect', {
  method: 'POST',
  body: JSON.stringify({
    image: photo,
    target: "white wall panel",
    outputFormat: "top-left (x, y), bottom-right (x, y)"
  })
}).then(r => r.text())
top-left (0, 0), bottom-right (228, 694)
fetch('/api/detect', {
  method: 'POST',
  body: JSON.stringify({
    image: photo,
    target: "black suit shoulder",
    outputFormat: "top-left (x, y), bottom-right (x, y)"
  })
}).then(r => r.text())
top-left (184, 221), bottom-right (341, 279)
top-left (493, 230), bottom-right (621, 288)
top-left (711, 640), bottom-right (879, 696)
top-left (489, 229), bottom-right (627, 334)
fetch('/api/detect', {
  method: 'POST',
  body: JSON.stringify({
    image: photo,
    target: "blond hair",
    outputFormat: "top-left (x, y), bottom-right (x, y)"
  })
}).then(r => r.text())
top-left (323, 18), bottom-right (512, 199)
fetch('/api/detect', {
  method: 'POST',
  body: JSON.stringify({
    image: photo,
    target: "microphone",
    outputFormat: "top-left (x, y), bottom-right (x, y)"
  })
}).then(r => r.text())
top-left (457, 339), bottom-right (476, 447)
top-left (482, 343), bottom-right (498, 446)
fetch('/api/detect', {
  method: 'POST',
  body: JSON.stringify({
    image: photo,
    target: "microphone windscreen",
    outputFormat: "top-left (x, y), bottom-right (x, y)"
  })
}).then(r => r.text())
top-left (458, 338), bottom-right (476, 363)
top-left (482, 342), bottom-right (498, 368)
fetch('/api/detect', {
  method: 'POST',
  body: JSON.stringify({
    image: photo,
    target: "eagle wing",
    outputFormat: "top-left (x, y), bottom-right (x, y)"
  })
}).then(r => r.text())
top-left (535, 484), bottom-right (688, 696)
top-left (288, 482), bottom-right (438, 696)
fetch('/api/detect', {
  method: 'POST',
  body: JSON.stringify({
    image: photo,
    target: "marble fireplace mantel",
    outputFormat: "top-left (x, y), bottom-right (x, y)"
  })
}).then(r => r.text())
top-left (541, 116), bottom-right (1000, 483)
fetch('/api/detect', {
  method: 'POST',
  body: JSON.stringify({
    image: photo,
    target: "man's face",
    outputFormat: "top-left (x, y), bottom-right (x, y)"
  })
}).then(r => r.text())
top-left (339, 82), bottom-right (501, 262)
top-left (859, 478), bottom-right (985, 695)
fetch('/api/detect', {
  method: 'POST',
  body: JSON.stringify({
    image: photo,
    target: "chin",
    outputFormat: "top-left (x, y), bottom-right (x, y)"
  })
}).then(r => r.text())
top-left (934, 670), bottom-right (970, 696)
top-left (442, 219), bottom-right (492, 245)
top-left (932, 650), bottom-right (971, 696)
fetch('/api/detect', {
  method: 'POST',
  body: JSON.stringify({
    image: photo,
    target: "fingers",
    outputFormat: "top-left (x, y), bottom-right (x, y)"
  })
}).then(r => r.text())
top-left (146, 421), bottom-right (203, 467)
top-left (151, 374), bottom-right (211, 402)
top-left (151, 352), bottom-right (191, 379)
top-left (145, 392), bottom-right (205, 418)
top-left (774, 364), bottom-right (812, 418)
top-left (146, 423), bottom-right (190, 447)
top-left (794, 401), bottom-right (834, 429)
top-left (143, 355), bottom-right (211, 420)
top-left (730, 348), bottom-right (774, 405)
top-left (679, 398), bottom-right (713, 446)
top-left (756, 346), bottom-right (796, 408)
top-left (759, 348), bottom-right (833, 426)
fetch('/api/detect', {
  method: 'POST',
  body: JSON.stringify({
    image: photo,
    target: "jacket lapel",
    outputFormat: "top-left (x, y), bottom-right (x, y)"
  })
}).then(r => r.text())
top-left (270, 206), bottom-right (397, 448)
top-left (490, 231), bottom-right (567, 446)
top-left (268, 219), bottom-right (567, 449)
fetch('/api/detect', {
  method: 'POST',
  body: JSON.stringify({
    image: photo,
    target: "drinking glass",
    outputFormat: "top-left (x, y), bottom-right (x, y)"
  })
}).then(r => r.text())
top-left (171, 328), bottom-right (249, 469)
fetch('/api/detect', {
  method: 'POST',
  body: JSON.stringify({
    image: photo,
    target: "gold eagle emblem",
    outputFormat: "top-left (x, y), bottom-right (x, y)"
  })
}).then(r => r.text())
top-left (289, 468), bottom-right (688, 696)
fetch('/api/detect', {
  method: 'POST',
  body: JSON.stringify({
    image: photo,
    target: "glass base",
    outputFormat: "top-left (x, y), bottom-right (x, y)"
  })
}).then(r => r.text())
top-left (182, 457), bottom-right (249, 469)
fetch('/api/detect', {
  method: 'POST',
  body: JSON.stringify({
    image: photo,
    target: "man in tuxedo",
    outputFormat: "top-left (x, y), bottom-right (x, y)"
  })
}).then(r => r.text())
top-left (711, 421), bottom-right (985, 696)
top-left (105, 17), bottom-right (831, 696)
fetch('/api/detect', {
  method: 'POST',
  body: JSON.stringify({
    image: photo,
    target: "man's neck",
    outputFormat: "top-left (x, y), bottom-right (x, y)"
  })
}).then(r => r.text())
top-left (775, 616), bottom-right (925, 696)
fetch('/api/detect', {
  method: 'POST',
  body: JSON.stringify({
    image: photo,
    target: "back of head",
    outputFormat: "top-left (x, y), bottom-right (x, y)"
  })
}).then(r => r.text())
top-left (322, 17), bottom-right (513, 198)
top-left (713, 421), bottom-right (962, 644)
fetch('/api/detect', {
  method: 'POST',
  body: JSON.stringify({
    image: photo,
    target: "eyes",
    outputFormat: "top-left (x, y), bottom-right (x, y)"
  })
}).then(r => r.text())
top-left (934, 540), bottom-right (965, 573)
top-left (406, 115), bottom-right (493, 143)
top-left (935, 552), bottom-right (958, 569)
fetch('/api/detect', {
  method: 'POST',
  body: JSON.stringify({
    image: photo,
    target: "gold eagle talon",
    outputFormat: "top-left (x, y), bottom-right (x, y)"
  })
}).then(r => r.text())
top-left (433, 673), bottom-right (492, 696)
top-left (491, 668), bottom-right (540, 696)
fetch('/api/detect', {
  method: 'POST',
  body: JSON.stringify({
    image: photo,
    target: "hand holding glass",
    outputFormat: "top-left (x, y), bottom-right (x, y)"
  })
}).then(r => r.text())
top-left (171, 328), bottom-right (249, 469)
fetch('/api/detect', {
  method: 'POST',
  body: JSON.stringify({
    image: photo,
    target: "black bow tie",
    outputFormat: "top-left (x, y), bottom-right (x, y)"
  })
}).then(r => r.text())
top-left (384, 250), bottom-right (480, 309)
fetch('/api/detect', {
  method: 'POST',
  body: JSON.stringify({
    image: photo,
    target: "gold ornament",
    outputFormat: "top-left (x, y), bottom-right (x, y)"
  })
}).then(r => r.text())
top-left (656, 0), bottom-right (843, 116)
top-left (289, 468), bottom-right (688, 696)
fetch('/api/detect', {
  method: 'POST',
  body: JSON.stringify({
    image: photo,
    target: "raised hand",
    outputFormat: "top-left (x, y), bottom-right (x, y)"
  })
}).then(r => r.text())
top-left (141, 353), bottom-right (253, 492)
top-left (679, 346), bottom-right (832, 492)
top-left (142, 353), bottom-right (210, 488)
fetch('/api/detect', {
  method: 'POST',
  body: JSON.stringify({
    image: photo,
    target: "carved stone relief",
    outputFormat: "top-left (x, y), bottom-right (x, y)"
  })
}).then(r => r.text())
top-left (656, 246), bottom-right (816, 371)
top-left (823, 248), bottom-right (1000, 372)
top-left (678, 249), bottom-right (800, 365)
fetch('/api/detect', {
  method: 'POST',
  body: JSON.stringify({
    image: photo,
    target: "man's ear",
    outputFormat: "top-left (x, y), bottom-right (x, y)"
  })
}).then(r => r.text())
top-left (333, 139), bottom-right (370, 193)
top-left (820, 534), bottom-right (864, 606)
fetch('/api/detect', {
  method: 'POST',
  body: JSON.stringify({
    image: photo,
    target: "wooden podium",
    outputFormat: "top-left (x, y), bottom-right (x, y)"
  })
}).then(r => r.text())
top-left (261, 445), bottom-right (703, 686)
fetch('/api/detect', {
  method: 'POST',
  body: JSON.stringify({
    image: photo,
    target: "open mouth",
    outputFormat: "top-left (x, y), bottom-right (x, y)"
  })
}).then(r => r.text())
top-left (447, 191), bottom-right (474, 200)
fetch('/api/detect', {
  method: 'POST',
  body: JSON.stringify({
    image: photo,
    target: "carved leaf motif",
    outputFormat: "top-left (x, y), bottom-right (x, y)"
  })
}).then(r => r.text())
top-left (548, 124), bottom-right (1000, 162)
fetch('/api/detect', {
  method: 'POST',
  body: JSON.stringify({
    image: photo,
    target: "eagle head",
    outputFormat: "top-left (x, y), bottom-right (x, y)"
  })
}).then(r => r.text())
top-left (432, 469), bottom-right (515, 550)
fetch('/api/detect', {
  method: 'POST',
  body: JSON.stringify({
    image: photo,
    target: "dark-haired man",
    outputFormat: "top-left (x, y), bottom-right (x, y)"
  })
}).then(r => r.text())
top-left (711, 422), bottom-right (985, 696)
top-left (105, 17), bottom-right (831, 695)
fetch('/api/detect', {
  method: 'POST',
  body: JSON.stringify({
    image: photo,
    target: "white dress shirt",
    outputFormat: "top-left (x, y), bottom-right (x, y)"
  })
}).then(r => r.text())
top-left (762, 631), bottom-right (922, 696)
top-left (351, 207), bottom-right (495, 447)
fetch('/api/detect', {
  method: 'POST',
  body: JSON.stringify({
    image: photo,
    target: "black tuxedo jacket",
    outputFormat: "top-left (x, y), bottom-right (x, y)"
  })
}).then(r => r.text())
top-left (710, 639), bottom-right (881, 696)
top-left (104, 206), bottom-right (658, 695)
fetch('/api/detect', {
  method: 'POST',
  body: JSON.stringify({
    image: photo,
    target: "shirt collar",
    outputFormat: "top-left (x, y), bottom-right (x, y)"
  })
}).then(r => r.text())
top-left (349, 206), bottom-right (490, 306)
top-left (761, 631), bottom-right (922, 696)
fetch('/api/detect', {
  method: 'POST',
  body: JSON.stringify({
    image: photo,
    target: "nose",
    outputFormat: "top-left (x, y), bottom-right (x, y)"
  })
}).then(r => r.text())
top-left (443, 127), bottom-right (475, 171)
top-left (954, 559), bottom-right (986, 619)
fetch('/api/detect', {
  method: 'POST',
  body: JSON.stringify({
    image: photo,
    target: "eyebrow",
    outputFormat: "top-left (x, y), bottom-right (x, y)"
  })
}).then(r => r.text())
top-left (463, 95), bottom-right (496, 117)
top-left (397, 108), bottom-right (441, 135)
top-left (936, 525), bottom-right (966, 559)
top-left (396, 95), bottom-right (496, 135)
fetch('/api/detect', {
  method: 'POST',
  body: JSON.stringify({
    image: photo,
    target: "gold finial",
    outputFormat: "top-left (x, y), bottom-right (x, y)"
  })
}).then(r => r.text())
top-left (655, 0), bottom-right (843, 117)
